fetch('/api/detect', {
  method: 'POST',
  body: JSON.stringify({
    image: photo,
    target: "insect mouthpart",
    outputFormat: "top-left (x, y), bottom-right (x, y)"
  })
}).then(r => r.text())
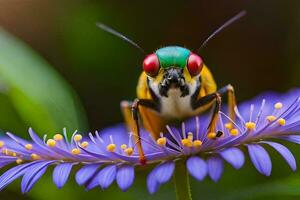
top-left (159, 67), bottom-right (189, 97)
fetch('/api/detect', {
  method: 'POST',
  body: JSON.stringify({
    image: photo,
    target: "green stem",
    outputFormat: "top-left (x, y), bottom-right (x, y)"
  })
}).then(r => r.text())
top-left (173, 161), bottom-right (192, 200)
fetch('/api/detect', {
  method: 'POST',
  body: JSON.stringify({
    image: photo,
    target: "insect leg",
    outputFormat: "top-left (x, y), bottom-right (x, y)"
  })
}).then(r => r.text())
top-left (192, 84), bottom-right (237, 138)
top-left (121, 99), bottom-right (159, 165)
top-left (132, 99), bottom-right (160, 165)
top-left (217, 84), bottom-right (237, 127)
top-left (192, 92), bottom-right (222, 138)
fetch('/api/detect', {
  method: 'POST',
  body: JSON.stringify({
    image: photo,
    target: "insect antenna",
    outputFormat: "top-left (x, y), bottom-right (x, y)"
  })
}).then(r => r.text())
top-left (198, 10), bottom-right (247, 52)
top-left (96, 22), bottom-right (146, 54)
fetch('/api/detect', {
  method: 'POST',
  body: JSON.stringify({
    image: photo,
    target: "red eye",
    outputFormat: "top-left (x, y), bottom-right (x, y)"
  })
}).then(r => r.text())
top-left (143, 54), bottom-right (160, 77)
top-left (187, 53), bottom-right (203, 76)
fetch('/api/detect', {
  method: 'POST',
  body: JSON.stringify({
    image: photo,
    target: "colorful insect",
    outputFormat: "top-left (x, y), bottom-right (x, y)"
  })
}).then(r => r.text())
top-left (97, 11), bottom-right (246, 165)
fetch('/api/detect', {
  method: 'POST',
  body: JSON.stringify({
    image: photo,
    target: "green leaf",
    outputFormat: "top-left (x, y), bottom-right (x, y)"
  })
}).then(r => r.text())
top-left (0, 28), bottom-right (88, 136)
top-left (221, 175), bottom-right (300, 200)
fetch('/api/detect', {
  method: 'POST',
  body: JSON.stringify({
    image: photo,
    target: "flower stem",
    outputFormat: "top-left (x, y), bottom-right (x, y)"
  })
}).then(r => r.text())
top-left (173, 160), bottom-right (192, 200)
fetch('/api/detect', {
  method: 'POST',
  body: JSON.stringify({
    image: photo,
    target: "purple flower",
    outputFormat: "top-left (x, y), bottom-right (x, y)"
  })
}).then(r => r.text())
top-left (1, 89), bottom-right (300, 193)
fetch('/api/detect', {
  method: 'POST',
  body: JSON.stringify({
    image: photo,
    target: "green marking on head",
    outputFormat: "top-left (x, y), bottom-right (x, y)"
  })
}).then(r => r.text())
top-left (155, 46), bottom-right (191, 69)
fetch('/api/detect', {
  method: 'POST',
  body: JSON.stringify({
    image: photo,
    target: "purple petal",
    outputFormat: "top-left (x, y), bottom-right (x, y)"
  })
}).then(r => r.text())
top-left (76, 164), bottom-right (100, 186)
top-left (279, 135), bottom-right (300, 144)
top-left (248, 144), bottom-right (272, 176)
top-left (146, 161), bottom-right (175, 194)
top-left (262, 141), bottom-right (296, 171)
top-left (21, 161), bottom-right (54, 193)
top-left (27, 128), bottom-right (57, 157)
top-left (49, 146), bottom-right (78, 159)
top-left (0, 157), bottom-right (17, 169)
top-left (85, 171), bottom-right (101, 190)
top-left (207, 157), bottom-right (223, 182)
top-left (186, 156), bottom-right (207, 181)
top-left (6, 132), bottom-right (30, 147)
top-left (100, 124), bottom-right (129, 145)
top-left (0, 161), bottom-right (15, 169)
top-left (0, 156), bottom-right (18, 162)
top-left (147, 169), bottom-right (159, 194)
top-left (98, 165), bottom-right (117, 189)
top-left (28, 128), bottom-right (44, 146)
top-left (116, 165), bottom-right (134, 191)
top-left (0, 161), bottom-right (37, 190)
top-left (219, 147), bottom-right (245, 169)
top-left (154, 161), bottom-right (175, 184)
top-left (53, 163), bottom-right (74, 188)
top-left (79, 148), bottom-right (110, 160)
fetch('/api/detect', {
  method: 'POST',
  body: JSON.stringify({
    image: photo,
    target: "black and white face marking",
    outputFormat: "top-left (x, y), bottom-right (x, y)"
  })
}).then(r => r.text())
top-left (158, 68), bottom-right (190, 98)
top-left (147, 68), bottom-right (201, 119)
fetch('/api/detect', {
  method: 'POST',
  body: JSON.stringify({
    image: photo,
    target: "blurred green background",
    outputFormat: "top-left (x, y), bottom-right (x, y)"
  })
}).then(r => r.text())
top-left (1, 0), bottom-right (300, 199)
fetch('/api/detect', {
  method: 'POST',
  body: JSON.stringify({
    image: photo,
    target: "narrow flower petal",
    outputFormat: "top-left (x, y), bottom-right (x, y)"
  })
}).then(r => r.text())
top-left (76, 164), bottom-right (100, 186)
top-left (0, 156), bottom-right (18, 162)
top-left (116, 165), bottom-right (134, 191)
top-left (147, 169), bottom-right (159, 194)
top-left (207, 157), bottom-right (223, 182)
top-left (219, 147), bottom-right (245, 169)
top-left (98, 165), bottom-right (117, 189)
top-left (262, 141), bottom-right (296, 171)
top-left (248, 144), bottom-right (272, 176)
top-left (53, 163), bottom-right (74, 188)
top-left (21, 161), bottom-right (54, 193)
top-left (186, 156), bottom-right (207, 181)
top-left (279, 135), bottom-right (300, 144)
top-left (154, 161), bottom-right (175, 184)
top-left (0, 157), bottom-right (17, 169)
top-left (27, 128), bottom-right (57, 157)
top-left (0, 162), bottom-right (36, 190)
top-left (85, 171), bottom-right (101, 190)
top-left (28, 128), bottom-right (44, 146)
top-left (146, 161), bottom-right (175, 194)
top-left (6, 132), bottom-right (31, 147)
top-left (0, 161), bottom-right (15, 169)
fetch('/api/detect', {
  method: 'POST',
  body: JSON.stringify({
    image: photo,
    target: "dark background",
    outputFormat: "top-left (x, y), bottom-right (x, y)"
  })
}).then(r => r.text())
top-left (1, 0), bottom-right (300, 200)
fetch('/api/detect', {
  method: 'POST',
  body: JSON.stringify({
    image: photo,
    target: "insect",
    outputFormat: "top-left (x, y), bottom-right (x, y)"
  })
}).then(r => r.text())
top-left (97, 11), bottom-right (246, 165)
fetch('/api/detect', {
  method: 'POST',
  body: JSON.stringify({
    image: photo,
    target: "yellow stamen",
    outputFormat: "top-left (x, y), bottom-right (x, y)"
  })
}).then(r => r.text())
top-left (2, 148), bottom-right (8, 155)
top-left (16, 159), bottom-right (23, 164)
top-left (120, 144), bottom-right (127, 150)
top-left (274, 102), bottom-right (283, 109)
top-left (74, 134), bottom-right (82, 142)
top-left (4, 149), bottom-right (10, 156)
top-left (230, 129), bottom-right (239, 136)
top-left (124, 147), bottom-right (133, 156)
top-left (0, 140), bottom-right (4, 148)
top-left (31, 153), bottom-right (40, 160)
top-left (187, 132), bottom-right (193, 140)
top-left (2, 148), bottom-right (17, 156)
top-left (80, 141), bottom-right (89, 148)
top-left (266, 115), bottom-right (276, 122)
top-left (207, 132), bottom-right (216, 139)
top-left (71, 148), bottom-right (81, 155)
top-left (156, 137), bottom-right (167, 146)
top-left (277, 118), bottom-right (286, 126)
top-left (245, 122), bottom-right (256, 130)
top-left (193, 140), bottom-right (202, 148)
top-left (225, 123), bottom-right (233, 130)
top-left (53, 134), bottom-right (63, 141)
top-left (47, 139), bottom-right (56, 147)
top-left (181, 138), bottom-right (193, 147)
top-left (106, 143), bottom-right (116, 152)
top-left (25, 144), bottom-right (33, 150)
